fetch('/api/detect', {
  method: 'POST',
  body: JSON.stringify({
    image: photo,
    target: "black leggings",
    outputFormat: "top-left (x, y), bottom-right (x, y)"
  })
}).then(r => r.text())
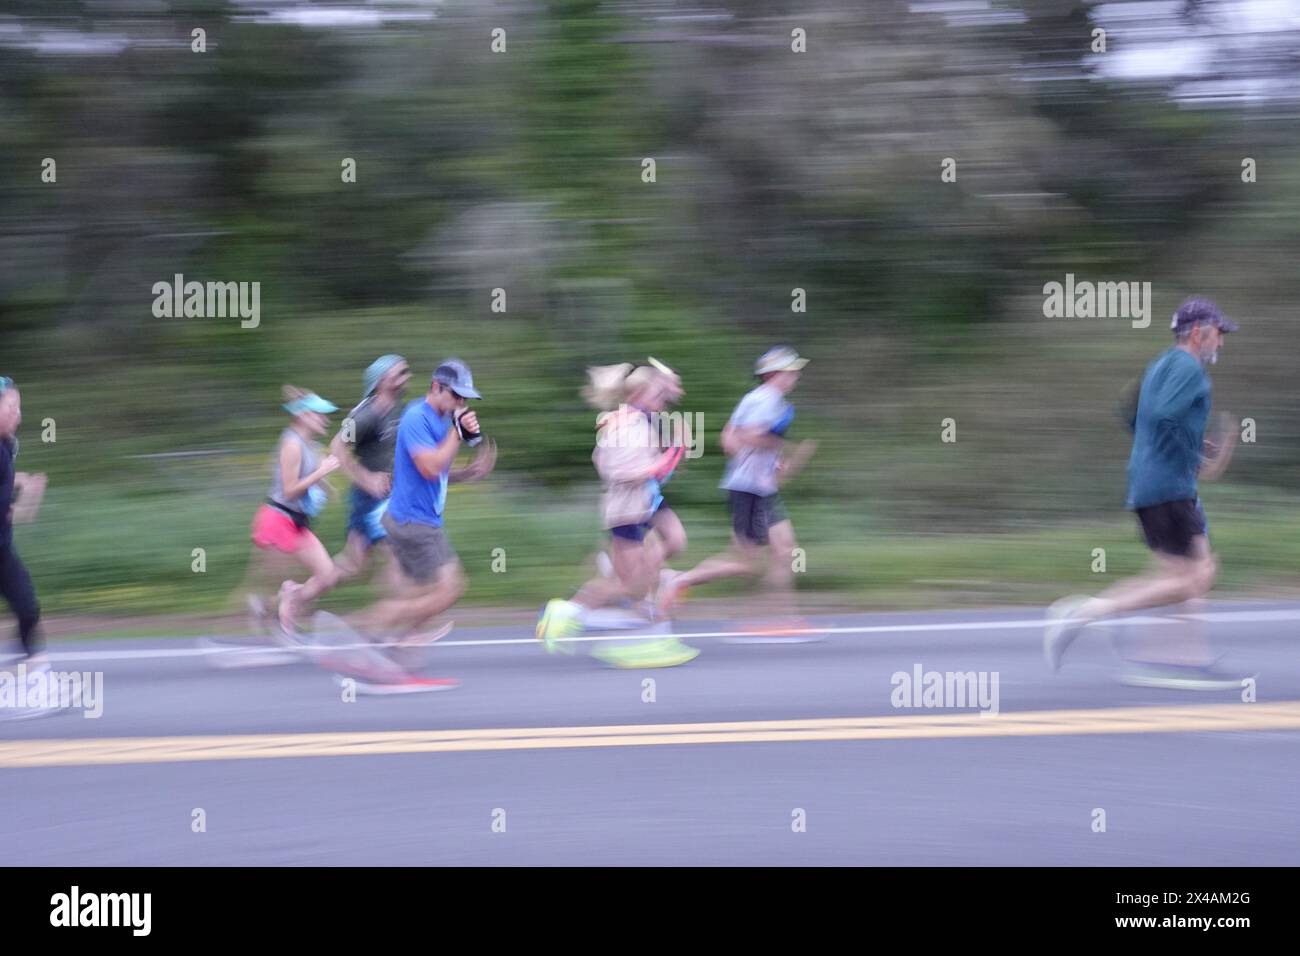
top-left (0, 544), bottom-right (41, 657)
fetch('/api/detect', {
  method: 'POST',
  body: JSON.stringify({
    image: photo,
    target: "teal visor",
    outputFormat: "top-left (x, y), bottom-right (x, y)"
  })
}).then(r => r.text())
top-left (283, 393), bottom-right (337, 415)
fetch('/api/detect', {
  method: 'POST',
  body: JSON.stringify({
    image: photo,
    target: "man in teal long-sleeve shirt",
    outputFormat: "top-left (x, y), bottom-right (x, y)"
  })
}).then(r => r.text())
top-left (1126, 346), bottom-right (1212, 512)
top-left (1045, 297), bottom-right (1242, 689)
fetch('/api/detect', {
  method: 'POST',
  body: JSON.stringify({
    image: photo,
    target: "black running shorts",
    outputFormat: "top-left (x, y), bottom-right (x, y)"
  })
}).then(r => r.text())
top-left (1135, 498), bottom-right (1207, 558)
top-left (729, 491), bottom-right (788, 546)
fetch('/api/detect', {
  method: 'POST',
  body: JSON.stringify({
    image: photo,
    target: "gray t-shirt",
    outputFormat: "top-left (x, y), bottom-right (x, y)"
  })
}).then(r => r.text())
top-left (345, 396), bottom-right (402, 474)
top-left (720, 383), bottom-right (792, 496)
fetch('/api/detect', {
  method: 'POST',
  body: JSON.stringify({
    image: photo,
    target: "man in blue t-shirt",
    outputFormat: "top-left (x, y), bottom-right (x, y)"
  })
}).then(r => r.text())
top-left (356, 359), bottom-right (495, 664)
top-left (1045, 298), bottom-right (1242, 689)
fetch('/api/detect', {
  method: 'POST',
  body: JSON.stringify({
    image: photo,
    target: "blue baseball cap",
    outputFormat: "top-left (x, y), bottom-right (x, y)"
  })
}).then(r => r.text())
top-left (432, 358), bottom-right (481, 399)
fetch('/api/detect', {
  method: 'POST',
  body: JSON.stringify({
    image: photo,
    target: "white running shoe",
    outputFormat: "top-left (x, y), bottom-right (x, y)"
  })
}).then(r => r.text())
top-left (1117, 661), bottom-right (1252, 691)
top-left (333, 673), bottom-right (460, 695)
top-left (1044, 595), bottom-right (1092, 671)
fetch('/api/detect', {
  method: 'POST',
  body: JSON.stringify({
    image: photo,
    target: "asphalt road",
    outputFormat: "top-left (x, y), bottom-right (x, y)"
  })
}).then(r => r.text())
top-left (2, 601), bottom-right (1297, 865)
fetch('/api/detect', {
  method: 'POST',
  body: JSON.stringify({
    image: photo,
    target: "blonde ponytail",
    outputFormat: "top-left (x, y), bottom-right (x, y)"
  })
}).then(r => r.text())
top-left (583, 363), bottom-right (634, 410)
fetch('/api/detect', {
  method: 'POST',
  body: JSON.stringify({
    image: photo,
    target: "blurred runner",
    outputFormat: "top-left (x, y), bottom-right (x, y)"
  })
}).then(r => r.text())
top-left (243, 386), bottom-right (341, 640)
top-left (642, 358), bottom-right (690, 600)
top-left (654, 346), bottom-right (817, 641)
top-left (596, 357), bottom-right (689, 610)
top-left (0, 376), bottom-right (53, 719)
top-left (330, 355), bottom-right (410, 587)
top-left (536, 362), bottom-right (698, 668)
top-left (1045, 297), bottom-right (1244, 689)
top-left (343, 359), bottom-right (496, 693)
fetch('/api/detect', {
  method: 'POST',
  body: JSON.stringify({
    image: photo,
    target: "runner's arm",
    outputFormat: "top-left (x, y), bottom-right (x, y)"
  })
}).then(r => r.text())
top-left (776, 440), bottom-right (817, 485)
top-left (1118, 379), bottom-right (1140, 433)
top-left (725, 424), bottom-right (784, 453)
top-left (410, 428), bottom-right (461, 480)
top-left (10, 472), bottom-right (46, 523)
top-left (1151, 365), bottom-right (1206, 464)
top-left (279, 441), bottom-right (339, 500)
top-left (330, 426), bottom-right (388, 497)
top-left (329, 428), bottom-right (363, 480)
top-left (450, 438), bottom-right (496, 483)
top-left (1199, 413), bottom-right (1236, 480)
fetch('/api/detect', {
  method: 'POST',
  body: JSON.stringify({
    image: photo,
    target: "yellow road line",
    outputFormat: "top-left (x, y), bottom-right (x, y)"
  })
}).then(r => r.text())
top-left (2, 701), bottom-right (1297, 769)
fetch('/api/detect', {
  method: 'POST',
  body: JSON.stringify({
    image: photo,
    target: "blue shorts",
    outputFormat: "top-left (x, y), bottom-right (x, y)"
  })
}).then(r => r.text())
top-left (348, 487), bottom-right (389, 546)
top-left (610, 522), bottom-right (652, 543)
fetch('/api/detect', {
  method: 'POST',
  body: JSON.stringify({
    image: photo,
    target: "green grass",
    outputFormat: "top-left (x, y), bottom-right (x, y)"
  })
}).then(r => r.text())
top-left (13, 471), bottom-right (1300, 626)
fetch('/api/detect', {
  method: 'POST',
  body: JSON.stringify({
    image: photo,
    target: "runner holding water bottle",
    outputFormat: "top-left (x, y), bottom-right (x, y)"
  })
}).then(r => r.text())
top-left (340, 359), bottom-right (495, 688)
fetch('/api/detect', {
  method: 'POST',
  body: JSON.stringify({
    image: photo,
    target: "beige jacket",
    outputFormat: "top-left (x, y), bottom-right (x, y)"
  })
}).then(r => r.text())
top-left (593, 408), bottom-right (659, 529)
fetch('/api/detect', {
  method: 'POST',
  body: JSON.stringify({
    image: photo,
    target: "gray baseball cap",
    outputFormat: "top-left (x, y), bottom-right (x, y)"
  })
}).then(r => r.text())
top-left (432, 358), bottom-right (481, 399)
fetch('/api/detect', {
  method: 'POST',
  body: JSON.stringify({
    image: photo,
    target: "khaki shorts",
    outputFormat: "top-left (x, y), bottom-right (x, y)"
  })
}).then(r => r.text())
top-left (381, 513), bottom-right (456, 584)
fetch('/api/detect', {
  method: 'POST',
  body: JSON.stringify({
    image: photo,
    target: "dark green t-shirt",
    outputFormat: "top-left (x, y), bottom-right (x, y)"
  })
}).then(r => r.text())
top-left (345, 396), bottom-right (402, 474)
